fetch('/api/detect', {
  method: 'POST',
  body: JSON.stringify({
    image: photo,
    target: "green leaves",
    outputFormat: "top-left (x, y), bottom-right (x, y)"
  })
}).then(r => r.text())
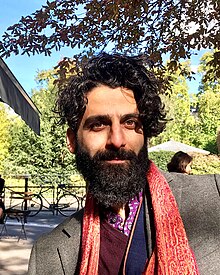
top-left (0, 103), bottom-right (12, 171)
top-left (1, 69), bottom-right (77, 177)
top-left (151, 52), bottom-right (220, 155)
top-left (1, 50), bottom-right (219, 177)
top-left (0, 0), bottom-right (219, 83)
top-left (149, 151), bottom-right (220, 174)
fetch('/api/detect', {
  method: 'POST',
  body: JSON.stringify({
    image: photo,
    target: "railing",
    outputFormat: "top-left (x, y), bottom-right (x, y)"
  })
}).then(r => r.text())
top-left (2, 177), bottom-right (86, 218)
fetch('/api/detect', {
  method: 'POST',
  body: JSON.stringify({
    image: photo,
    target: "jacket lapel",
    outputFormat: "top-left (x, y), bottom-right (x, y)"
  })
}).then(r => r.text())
top-left (57, 210), bottom-right (84, 274)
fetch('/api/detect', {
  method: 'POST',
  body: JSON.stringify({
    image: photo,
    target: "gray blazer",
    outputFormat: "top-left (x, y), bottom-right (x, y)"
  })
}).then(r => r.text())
top-left (28, 173), bottom-right (220, 275)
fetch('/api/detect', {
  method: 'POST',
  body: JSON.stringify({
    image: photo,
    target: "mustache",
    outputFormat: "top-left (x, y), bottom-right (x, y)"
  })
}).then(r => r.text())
top-left (93, 149), bottom-right (137, 161)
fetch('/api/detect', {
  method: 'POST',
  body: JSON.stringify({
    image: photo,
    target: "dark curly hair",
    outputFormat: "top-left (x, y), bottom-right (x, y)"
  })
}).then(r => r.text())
top-left (55, 52), bottom-right (167, 138)
top-left (167, 151), bottom-right (193, 173)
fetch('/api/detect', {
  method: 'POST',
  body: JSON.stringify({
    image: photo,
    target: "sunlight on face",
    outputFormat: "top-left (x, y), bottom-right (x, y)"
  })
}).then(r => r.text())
top-left (76, 85), bottom-right (145, 159)
top-left (185, 162), bottom-right (192, 174)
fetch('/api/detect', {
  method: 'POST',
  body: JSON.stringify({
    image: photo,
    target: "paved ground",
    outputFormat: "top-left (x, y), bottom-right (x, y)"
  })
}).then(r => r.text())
top-left (0, 211), bottom-right (67, 275)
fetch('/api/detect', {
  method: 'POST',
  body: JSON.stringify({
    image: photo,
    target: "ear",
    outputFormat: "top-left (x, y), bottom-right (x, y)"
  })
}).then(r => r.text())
top-left (66, 128), bottom-right (76, 154)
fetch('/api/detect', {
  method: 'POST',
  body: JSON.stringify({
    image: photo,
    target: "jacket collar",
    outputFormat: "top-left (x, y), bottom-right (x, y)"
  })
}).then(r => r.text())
top-left (161, 170), bottom-right (175, 183)
top-left (57, 209), bottom-right (84, 274)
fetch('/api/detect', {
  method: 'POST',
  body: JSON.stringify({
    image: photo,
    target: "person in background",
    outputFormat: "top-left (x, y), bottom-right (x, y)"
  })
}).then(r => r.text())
top-left (167, 151), bottom-right (193, 174)
top-left (0, 200), bottom-right (5, 223)
top-left (28, 53), bottom-right (220, 275)
top-left (0, 175), bottom-right (5, 223)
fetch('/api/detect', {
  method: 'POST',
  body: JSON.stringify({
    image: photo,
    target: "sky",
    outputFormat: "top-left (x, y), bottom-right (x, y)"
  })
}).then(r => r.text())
top-left (0, 0), bottom-right (74, 96)
top-left (0, 0), bottom-right (205, 96)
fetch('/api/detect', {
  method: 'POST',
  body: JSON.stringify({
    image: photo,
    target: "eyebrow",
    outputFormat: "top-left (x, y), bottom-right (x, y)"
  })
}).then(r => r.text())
top-left (83, 113), bottom-right (140, 129)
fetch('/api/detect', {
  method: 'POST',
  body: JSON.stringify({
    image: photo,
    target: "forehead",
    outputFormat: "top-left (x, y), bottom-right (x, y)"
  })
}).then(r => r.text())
top-left (84, 85), bottom-right (138, 116)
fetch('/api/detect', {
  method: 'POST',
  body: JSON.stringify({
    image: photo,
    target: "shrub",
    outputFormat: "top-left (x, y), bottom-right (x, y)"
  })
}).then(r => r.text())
top-left (149, 151), bottom-right (220, 174)
top-left (149, 151), bottom-right (174, 171)
top-left (191, 153), bottom-right (220, 174)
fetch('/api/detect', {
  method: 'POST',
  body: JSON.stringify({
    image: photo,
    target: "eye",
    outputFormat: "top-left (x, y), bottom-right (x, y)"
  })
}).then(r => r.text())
top-left (123, 117), bottom-right (143, 134)
top-left (124, 119), bottom-right (139, 129)
top-left (90, 122), bottom-right (106, 131)
top-left (124, 119), bottom-right (136, 128)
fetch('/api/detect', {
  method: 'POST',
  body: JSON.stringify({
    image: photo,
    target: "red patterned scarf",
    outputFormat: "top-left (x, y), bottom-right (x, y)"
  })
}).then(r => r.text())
top-left (79, 162), bottom-right (199, 275)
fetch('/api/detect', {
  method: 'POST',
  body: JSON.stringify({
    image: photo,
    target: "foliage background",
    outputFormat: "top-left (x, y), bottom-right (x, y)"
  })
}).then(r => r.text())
top-left (0, 56), bottom-right (219, 177)
top-left (0, 1), bottom-right (219, 178)
top-left (1, 69), bottom-right (76, 181)
top-left (1, 0), bottom-right (219, 81)
top-left (149, 151), bottom-right (220, 174)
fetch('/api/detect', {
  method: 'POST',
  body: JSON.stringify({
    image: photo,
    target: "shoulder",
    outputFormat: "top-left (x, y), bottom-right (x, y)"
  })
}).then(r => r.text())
top-left (162, 171), bottom-right (220, 200)
top-left (161, 171), bottom-right (220, 216)
top-left (161, 171), bottom-right (220, 274)
top-left (34, 208), bottom-right (84, 248)
top-left (28, 209), bottom-right (84, 275)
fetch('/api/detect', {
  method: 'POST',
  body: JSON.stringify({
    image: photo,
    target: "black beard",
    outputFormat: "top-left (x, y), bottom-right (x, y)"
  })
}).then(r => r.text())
top-left (75, 145), bottom-right (150, 208)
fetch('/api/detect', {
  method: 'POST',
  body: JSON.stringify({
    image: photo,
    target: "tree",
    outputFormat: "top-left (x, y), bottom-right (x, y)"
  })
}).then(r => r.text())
top-left (198, 50), bottom-right (220, 92)
top-left (217, 128), bottom-right (220, 154)
top-left (194, 50), bottom-right (220, 153)
top-left (150, 61), bottom-right (197, 146)
top-left (150, 51), bottom-right (220, 154)
top-left (0, 0), bottom-right (219, 83)
top-left (0, 103), bottom-right (12, 172)
top-left (2, 69), bottom-right (77, 180)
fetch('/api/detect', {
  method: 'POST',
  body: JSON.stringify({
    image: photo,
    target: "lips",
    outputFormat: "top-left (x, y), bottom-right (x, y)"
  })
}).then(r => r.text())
top-left (106, 159), bottom-right (127, 163)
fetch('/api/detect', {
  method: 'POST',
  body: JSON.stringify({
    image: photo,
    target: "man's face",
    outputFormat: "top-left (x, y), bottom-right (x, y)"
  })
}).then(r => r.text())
top-left (77, 85), bottom-right (145, 157)
top-left (67, 85), bottom-right (149, 208)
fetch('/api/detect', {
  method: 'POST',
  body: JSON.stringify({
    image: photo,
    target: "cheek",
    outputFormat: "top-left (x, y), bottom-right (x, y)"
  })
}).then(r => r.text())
top-left (127, 134), bottom-right (144, 153)
top-left (186, 165), bottom-right (191, 173)
top-left (80, 132), bottom-right (108, 156)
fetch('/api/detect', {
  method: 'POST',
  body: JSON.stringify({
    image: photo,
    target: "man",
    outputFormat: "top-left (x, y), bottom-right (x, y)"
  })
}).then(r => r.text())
top-left (28, 53), bottom-right (220, 275)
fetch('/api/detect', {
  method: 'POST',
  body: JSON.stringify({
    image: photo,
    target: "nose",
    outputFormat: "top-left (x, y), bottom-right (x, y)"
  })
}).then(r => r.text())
top-left (106, 123), bottom-right (126, 149)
